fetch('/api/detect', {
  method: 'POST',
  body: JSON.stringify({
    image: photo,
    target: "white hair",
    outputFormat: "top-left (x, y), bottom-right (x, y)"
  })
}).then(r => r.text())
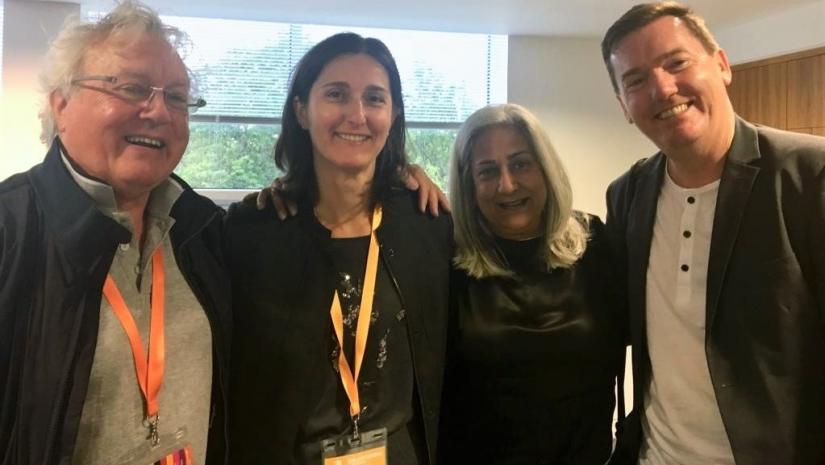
top-left (39, 0), bottom-right (192, 143)
top-left (450, 103), bottom-right (589, 278)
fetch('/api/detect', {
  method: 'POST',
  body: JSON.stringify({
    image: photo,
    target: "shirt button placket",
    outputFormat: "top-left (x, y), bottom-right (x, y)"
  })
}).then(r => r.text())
top-left (675, 193), bottom-right (697, 307)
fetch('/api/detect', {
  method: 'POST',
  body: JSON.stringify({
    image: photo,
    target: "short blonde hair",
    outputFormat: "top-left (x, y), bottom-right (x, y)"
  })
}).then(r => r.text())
top-left (39, 0), bottom-right (191, 143)
top-left (450, 103), bottom-right (589, 278)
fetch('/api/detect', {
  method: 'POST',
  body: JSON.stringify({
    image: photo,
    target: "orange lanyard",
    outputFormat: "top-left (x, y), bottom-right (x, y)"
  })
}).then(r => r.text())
top-left (330, 205), bottom-right (382, 438)
top-left (102, 247), bottom-right (166, 446)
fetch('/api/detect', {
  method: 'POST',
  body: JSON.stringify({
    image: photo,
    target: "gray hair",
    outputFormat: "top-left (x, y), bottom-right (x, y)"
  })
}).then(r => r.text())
top-left (39, 0), bottom-right (191, 143)
top-left (449, 103), bottom-right (589, 278)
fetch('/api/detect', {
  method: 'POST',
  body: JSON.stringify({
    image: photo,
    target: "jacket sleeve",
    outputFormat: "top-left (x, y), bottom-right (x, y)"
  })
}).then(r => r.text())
top-left (605, 171), bottom-right (634, 346)
top-left (814, 166), bottom-right (825, 319)
top-left (0, 211), bottom-right (24, 460)
top-left (604, 161), bottom-right (647, 465)
top-left (0, 220), bottom-right (9, 388)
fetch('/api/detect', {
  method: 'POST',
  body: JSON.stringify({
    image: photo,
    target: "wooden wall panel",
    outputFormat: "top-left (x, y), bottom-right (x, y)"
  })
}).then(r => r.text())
top-left (789, 128), bottom-right (813, 135)
top-left (788, 127), bottom-right (825, 136)
top-left (787, 55), bottom-right (825, 129)
top-left (728, 67), bottom-right (753, 121)
top-left (732, 47), bottom-right (825, 135)
top-left (729, 62), bottom-right (787, 129)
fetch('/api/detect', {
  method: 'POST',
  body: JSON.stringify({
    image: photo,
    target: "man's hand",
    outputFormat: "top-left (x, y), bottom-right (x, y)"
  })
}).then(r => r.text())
top-left (255, 178), bottom-right (297, 220)
top-left (401, 164), bottom-right (450, 216)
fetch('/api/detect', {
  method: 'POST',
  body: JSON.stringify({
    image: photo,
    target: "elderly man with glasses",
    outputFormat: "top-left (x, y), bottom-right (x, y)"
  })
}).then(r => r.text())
top-left (0, 2), bottom-right (230, 465)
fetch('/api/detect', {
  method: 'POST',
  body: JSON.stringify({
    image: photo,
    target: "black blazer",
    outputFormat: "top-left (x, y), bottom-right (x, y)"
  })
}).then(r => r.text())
top-left (606, 118), bottom-right (825, 465)
top-left (225, 190), bottom-right (453, 464)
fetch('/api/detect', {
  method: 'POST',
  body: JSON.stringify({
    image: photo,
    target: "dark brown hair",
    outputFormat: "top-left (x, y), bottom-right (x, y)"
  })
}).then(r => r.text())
top-left (274, 32), bottom-right (407, 206)
top-left (601, 1), bottom-right (718, 94)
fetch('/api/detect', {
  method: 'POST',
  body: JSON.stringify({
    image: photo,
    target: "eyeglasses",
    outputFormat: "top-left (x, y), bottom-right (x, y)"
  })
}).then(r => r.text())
top-left (70, 75), bottom-right (207, 114)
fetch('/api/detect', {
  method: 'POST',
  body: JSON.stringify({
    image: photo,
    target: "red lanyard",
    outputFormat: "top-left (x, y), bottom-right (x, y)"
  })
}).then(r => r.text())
top-left (330, 205), bottom-right (382, 438)
top-left (102, 247), bottom-right (166, 446)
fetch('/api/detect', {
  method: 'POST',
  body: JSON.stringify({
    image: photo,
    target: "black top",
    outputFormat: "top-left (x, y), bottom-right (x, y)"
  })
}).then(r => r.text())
top-left (225, 190), bottom-right (453, 465)
top-left (297, 235), bottom-right (426, 464)
top-left (440, 215), bottom-right (624, 465)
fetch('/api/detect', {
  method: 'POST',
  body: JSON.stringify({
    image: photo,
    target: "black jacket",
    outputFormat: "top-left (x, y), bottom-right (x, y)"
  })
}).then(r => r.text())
top-left (606, 118), bottom-right (825, 465)
top-left (0, 141), bottom-right (232, 465)
top-left (225, 190), bottom-right (453, 464)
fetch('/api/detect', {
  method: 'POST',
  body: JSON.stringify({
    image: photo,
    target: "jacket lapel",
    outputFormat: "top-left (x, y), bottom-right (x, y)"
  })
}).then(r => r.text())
top-left (706, 118), bottom-right (761, 330)
top-left (627, 155), bottom-right (666, 353)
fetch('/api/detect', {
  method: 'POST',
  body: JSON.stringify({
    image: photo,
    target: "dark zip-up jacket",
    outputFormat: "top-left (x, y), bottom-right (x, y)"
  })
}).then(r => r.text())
top-left (0, 140), bottom-right (232, 465)
top-left (225, 190), bottom-right (453, 464)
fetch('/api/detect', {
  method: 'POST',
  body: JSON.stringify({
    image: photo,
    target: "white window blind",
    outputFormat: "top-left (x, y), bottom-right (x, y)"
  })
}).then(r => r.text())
top-left (83, 11), bottom-right (507, 192)
top-left (165, 17), bottom-right (508, 123)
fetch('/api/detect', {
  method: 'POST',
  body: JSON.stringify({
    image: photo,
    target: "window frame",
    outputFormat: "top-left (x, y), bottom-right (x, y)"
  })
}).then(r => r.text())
top-left (157, 17), bottom-right (507, 202)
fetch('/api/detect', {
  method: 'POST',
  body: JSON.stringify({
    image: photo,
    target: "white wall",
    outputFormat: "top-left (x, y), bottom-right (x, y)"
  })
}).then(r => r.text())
top-left (507, 36), bottom-right (653, 413)
top-left (507, 35), bottom-right (656, 219)
top-left (716, 0), bottom-right (825, 64)
top-left (0, 0), bottom-right (78, 180)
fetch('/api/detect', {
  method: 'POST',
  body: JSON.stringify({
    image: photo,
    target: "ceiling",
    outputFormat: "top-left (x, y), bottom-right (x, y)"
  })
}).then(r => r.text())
top-left (74, 0), bottom-right (818, 37)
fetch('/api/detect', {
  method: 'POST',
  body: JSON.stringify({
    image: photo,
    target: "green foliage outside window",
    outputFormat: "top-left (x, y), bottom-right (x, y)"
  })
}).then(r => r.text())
top-left (405, 128), bottom-right (457, 191)
top-left (176, 123), bottom-right (281, 189)
top-left (177, 123), bottom-right (456, 191)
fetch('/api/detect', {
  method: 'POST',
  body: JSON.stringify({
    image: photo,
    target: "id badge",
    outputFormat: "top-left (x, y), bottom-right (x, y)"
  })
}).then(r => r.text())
top-left (321, 427), bottom-right (387, 465)
top-left (152, 445), bottom-right (193, 465)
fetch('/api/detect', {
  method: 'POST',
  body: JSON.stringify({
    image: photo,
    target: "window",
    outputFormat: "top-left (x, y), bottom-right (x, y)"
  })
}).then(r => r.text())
top-left (0, 0), bottom-right (4, 93)
top-left (88, 13), bottom-right (508, 195)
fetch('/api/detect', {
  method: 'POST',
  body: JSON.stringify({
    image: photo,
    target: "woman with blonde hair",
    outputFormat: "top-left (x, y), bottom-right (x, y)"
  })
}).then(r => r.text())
top-left (440, 103), bottom-right (625, 465)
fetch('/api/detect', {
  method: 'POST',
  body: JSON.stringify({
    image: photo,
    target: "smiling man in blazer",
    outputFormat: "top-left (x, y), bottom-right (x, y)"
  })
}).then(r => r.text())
top-left (601, 2), bottom-right (825, 465)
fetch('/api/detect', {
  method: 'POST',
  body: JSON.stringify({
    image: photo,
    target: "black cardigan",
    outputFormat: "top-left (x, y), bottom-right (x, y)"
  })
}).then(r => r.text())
top-left (225, 190), bottom-right (453, 465)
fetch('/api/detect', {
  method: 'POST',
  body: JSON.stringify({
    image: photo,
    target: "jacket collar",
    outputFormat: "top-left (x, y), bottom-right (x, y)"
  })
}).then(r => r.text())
top-left (28, 139), bottom-right (131, 271)
top-left (28, 139), bottom-right (221, 270)
top-left (168, 174), bottom-right (222, 247)
top-left (60, 149), bottom-right (184, 232)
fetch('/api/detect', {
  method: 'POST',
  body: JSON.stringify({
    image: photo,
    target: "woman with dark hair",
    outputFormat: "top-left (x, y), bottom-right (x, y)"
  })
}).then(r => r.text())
top-left (439, 103), bottom-right (625, 465)
top-left (225, 32), bottom-right (453, 465)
